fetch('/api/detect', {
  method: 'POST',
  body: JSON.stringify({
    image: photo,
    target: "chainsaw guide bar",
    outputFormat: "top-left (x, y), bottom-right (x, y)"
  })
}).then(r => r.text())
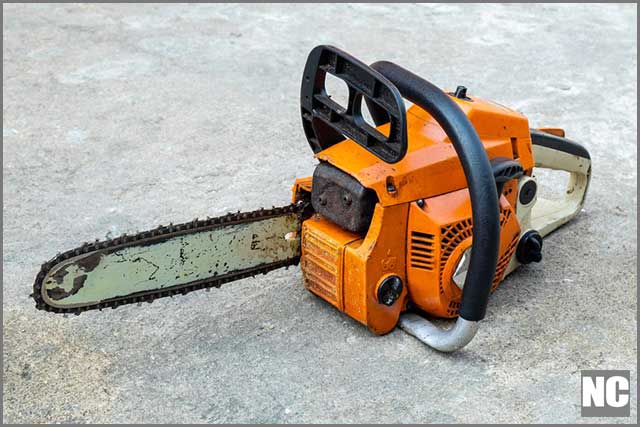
top-left (32, 203), bottom-right (307, 315)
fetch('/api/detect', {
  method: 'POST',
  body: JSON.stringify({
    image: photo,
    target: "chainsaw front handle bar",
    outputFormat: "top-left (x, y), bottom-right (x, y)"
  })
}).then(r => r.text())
top-left (368, 61), bottom-right (501, 352)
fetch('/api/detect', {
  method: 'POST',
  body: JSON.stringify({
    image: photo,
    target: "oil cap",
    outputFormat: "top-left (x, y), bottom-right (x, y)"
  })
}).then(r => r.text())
top-left (516, 230), bottom-right (543, 264)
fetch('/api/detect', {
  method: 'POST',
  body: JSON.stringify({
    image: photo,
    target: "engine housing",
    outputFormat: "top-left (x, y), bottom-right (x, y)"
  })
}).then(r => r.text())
top-left (292, 94), bottom-right (533, 334)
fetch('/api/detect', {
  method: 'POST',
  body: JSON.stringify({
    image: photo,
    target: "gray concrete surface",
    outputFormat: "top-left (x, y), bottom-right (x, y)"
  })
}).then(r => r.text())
top-left (2, 3), bottom-right (637, 424)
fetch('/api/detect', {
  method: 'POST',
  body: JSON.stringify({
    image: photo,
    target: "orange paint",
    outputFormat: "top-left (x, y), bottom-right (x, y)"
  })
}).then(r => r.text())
top-left (316, 97), bottom-right (534, 207)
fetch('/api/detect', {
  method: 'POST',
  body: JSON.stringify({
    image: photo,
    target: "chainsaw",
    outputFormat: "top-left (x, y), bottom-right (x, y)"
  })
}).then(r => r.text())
top-left (32, 46), bottom-right (591, 352)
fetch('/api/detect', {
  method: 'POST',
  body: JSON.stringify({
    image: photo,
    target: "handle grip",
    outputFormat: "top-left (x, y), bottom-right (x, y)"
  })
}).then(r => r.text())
top-left (300, 45), bottom-right (408, 163)
top-left (529, 129), bottom-right (591, 237)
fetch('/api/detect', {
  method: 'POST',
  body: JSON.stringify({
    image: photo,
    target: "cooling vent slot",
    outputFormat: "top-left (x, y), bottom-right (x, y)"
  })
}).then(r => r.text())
top-left (439, 207), bottom-right (518, 314)
top-left (500, 208), bottom-right (511, 226)
top-left (301, 225), bottom-right (341, 308)
top-left (491, 233), bottom-right (519, 291)
top-left (438, 206), bottom-right (512, 298)
top-left (440, 207), bottom-right (511, 274)
top-left (447, 300), bottom-right (461, 317)
top-left (410, 231), bottom-right (435, 271)
top-left (439, 218), bottom-right (474, 277)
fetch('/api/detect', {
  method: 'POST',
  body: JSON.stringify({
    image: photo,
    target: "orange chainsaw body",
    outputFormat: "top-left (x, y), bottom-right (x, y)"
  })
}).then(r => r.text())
top-left (292, 98), bottom-right (535, 334)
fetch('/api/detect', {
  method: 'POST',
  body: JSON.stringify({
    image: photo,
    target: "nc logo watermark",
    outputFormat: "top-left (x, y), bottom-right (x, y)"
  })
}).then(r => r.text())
top-left (581, 370), bottom-right (630, 417)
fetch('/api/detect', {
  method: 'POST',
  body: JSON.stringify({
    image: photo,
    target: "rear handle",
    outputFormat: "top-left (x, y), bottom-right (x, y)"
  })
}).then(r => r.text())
top-left (529, 129), bottom-right (591, 237)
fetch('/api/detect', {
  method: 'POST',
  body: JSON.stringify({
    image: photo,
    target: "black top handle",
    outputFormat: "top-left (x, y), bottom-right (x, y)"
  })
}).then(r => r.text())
top-left (368, 61), bottom-right (501, 322)
top-left (300, 45), bottom-right (408, 164)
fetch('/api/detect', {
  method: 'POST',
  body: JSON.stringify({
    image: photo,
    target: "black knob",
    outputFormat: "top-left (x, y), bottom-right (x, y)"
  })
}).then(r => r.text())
top-left (519, 179), bottom-right (537, 205)
top-left (377, 276), bottom-right (403, 306)
top-left (454, 85), bottom-right (468, 99)
top-left (516, 230), bottom-right (543, 264)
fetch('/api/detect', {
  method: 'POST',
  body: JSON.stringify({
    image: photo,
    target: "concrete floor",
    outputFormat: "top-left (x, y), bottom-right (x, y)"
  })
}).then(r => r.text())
top-left (2, 3), bottom-right (637, 424)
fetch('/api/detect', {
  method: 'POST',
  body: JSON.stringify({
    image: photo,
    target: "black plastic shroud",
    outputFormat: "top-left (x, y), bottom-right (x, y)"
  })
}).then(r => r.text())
top-left (311, 162), bottom-right (377, 234)
top-left (300, 45), bottom-right (408, 164)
